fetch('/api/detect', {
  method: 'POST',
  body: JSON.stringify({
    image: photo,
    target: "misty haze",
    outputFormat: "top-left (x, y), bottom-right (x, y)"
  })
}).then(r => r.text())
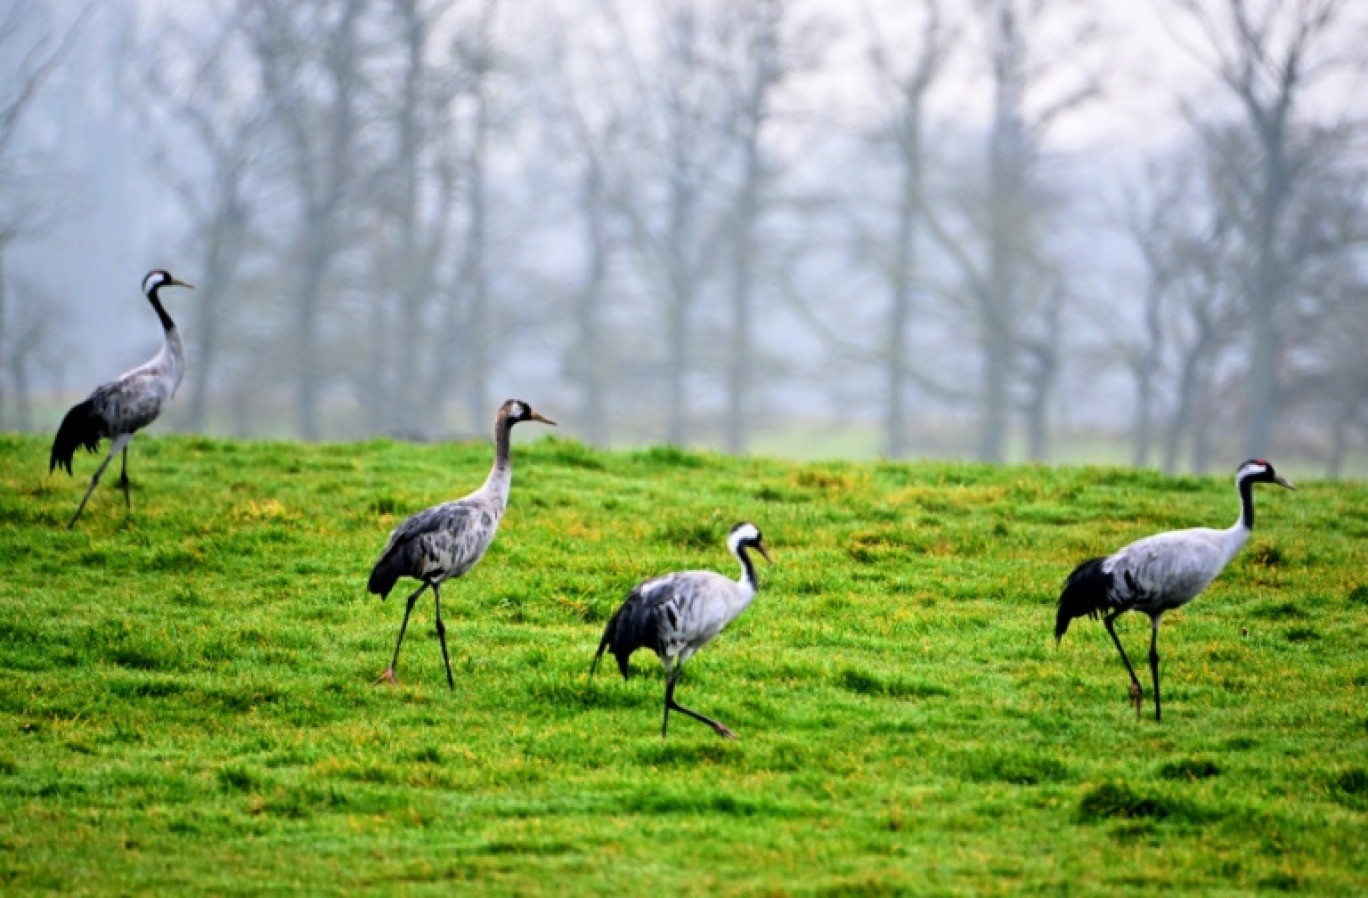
top-left (2, 0), bottom-right (1365, 477)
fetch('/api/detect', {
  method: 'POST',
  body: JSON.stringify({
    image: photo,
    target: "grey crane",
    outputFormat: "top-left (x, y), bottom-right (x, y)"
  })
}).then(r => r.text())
top-left (591, 521), bottom-right (772, 739)
top-left (1055, 459), bottom-right (1295, 721)
top-left (49, 270), bottom-right (194, 529)
top-left (367, 399), bottom-right (555, 688)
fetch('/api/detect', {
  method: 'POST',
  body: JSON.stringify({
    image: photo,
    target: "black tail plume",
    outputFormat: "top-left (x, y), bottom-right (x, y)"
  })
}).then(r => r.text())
top-left (367, 551), bottom-right (404, 599)
top-left (1056, 556), bottom-right (1112, 643)
top-left (49, 400), bottom-right (102, 475)
top-left (590, 604), bottom-right (625, 679)
top-left (592, 589), bottom-right (659, 680)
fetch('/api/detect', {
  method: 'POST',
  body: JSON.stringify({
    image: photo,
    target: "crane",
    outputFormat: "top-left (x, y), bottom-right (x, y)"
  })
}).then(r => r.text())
top-left (591, 521), bottom-right (772, 739)
top-left (49, 270), bottom-right (194, 528)
top-left (367, 399), bottom-right (555, 688)
top-left (1055, 459), bottom-right (1295, 721)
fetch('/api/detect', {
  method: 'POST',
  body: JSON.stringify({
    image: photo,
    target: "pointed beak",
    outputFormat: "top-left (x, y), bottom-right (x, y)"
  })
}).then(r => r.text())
top-left (530, 411), bottom-right (556, 426)
top-left (169, 277), bottom-right (195, 289)
top-left (755, 541), bottom-right (773, 564)
top-left (1274, 474), bottom-right (1296, 490)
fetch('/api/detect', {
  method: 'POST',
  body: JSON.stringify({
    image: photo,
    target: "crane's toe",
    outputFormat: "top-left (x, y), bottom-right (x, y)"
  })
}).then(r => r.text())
top-left (1129, 681), bottom-right (1143, 716)
top-left (374, 669), bottom-right (399, 686)
top-left (714, 724), bottom-right (738, 739)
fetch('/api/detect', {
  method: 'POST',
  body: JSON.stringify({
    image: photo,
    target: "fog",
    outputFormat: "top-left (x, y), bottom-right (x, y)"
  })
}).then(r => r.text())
top-left (2, 0), bottom-right (1365, 477)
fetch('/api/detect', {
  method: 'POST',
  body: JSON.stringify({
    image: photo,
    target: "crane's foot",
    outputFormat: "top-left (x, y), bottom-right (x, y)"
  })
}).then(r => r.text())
top-left (713, 723), bottom-right (738, 740)
top-left (1129, 681), bottom-right (1144, 718)
top-left (374, 669), bottom-right (399, 686)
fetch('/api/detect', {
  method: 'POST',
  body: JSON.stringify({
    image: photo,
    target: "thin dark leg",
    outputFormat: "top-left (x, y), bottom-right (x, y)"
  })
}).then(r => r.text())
top-left (1148, 616), bottom-right (1162, 722)
top-left (664, 668), bottom-right (737, 739)
top-left (376, 582), bottom-right (428, 685)
top-left (661, 662), bottom-right (675, 739)
top-left (1103, 610), bottom-right (1144, 718)
top-left (433, 584), bottom-right (454, 691)
top-left (118, 446), bottom-right (131, 510)
top-left (68, 450), bottom-right (118, 529)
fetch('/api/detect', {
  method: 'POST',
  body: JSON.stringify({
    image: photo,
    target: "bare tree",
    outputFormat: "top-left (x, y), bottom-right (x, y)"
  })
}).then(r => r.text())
top-left (0, 0), bottom-right (85, 427)
top-left (603, 0), bottom-right (734, 445)
top-left (536, 8), bottom-right (625, 447)
top-left (360, 0), bottom-right (460, 435)
top-left (861, 1), bottom-right (955, 458)
top-left (1166, 0), bottom-right (1356, 456)
top-left (136, 2), bottom-right (266, 433)
top-left (242, 0), bottom-right (371, 440)
top-left (920, 0), bottom-right (1102, 462)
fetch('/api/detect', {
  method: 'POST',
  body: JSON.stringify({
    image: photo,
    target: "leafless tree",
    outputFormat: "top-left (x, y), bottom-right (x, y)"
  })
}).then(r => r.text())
top-left (0, 0), bottom-right (85, 427)
top-left (136, 2), bottom-right (267, 432)
top-left (601, 0), bottom-right (735, 445)
top-left (241, 0), bottom-right (372, 440)
top-left (921, 0), bottom-right (1103, 462)
top-left (859, 1), bottom-right (956, 458)
top-left (1165, 0), bottom-right (1358, 456)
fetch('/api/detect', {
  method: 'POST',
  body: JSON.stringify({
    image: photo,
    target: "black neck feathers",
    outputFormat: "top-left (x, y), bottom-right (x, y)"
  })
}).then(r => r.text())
top-left (493, 415), bottom-right (513, 470)
top-left (736, 544), bottom-right (758, 590)
top-left (1238, 474), bottom-right (1256, 530)
top-left (147, 286), bottom-right (176, 332)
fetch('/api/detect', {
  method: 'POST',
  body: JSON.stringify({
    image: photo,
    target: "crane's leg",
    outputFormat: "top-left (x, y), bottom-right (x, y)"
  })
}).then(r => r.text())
top-left (375, 581), bottom-right (428, 685)
top-left (67, 435), bottom-right (131, 529)
top-left (433, 584), bottom-right (454, 691)
top-left (660, 660), bottom-right (674, 738)
top-left (117, 445), bottom-right (131, 510)
top-left (663, 667), bottom-right (737, 740)
top-left (1103, 610), bottom-right (1145, 718)
top-left (1148, 616), bottom-right (1162, 722)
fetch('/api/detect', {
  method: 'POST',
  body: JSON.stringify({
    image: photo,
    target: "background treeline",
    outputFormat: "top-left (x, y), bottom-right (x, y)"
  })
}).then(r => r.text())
top-left (1, 0), bottom-right (1365, 476)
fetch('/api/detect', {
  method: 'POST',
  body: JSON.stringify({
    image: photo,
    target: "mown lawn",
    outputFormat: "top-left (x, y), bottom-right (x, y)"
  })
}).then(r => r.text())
top-left (0, 432), bottom-right (1365, 895)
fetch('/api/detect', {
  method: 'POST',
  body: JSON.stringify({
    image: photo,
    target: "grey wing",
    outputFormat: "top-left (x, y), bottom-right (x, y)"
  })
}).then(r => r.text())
top-left (376, 499), bottom-right (497, 581)
top-left (89, 369), bottom-right (174, 434)
top-left (1108, 531), bottom-right (1225, 607)
top-left (646, 572), bottom-right (735, 658)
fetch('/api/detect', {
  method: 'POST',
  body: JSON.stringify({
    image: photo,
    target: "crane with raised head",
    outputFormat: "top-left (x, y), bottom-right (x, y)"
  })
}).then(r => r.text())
top-left (1055, 459), bottom-right (1295, 721)
top-left (50, 270), bottom-right (194, 529)
top-left (368, 399), bottom-right (555, 689)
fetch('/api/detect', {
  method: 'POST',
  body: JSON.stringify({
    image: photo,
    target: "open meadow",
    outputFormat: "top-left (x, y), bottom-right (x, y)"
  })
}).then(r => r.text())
top-left (0, 432), bottom-right (1365, 895)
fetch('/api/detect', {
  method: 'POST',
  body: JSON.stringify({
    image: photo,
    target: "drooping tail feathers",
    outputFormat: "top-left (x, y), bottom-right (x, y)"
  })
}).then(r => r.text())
top-left (367, 549), bottom-right (404, 599)
top-left (590, 588), bottom-right (658, 680)
top-left (49, 399), bottom-right (103, 475)
top-left (1055, 555), bottom-right (1112, 643)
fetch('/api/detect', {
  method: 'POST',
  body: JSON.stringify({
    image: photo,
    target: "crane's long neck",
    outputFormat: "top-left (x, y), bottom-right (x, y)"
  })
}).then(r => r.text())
top-left (147, 285), bottom-right (186, 386)
top-left (1236, 473), bottom-right (1257, 532)
top-left (148, 285), bottom-right (176, 334)
top-left (480, 413), bottom-right (514, 510)
top-left (733, 546), bottom-right (760, 602)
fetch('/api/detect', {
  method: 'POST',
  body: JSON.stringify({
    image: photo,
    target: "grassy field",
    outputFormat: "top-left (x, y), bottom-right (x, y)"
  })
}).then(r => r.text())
top-left (0, 432), bottom-right (1365, 895)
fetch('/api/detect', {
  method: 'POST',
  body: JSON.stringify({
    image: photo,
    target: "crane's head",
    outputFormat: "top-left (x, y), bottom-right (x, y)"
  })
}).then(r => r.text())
top-left (142, 270), bottom-right (195, 296)
top-left (728, 521), bottom-right (773, 564)
top-left (1237, 458), bottom-right (1295, 491)
top-left (499, 399), bottom-right (556, 428)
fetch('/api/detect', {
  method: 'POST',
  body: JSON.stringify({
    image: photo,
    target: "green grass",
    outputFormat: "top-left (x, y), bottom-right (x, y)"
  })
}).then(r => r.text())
top-left (1, 432), bottom-right (1366, 895)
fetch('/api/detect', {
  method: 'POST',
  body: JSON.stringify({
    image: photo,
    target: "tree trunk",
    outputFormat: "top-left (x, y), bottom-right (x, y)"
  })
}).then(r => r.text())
top-left (577, 160), bottom-right (609, 447)
top-left (885, 113), bottom-right (921, 460)
top-left (1131, 281), bottom-right (1163, 467)
top-left (463, 87), bottom-right (489, 431)
top-left (724, 139), bottom-right (761, 455)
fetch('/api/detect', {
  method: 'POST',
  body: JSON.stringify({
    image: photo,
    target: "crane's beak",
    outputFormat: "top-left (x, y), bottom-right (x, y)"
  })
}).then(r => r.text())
top-left (530, 411), bottom-right (556, 426)
top-left (755, 541), bottom-right (773, 564)
top-left (1274, 474), bottom-right (1296, 490)
top-left (169, 277), bottom-right (195, 289)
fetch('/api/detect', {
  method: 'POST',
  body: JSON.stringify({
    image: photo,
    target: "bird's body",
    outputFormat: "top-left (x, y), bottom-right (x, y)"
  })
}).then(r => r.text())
top-left (1055, 459), bottom-right (1295, 720)
top-left (592, 522), bottom-right (772, 739)
top-left (368, 399), bottom-right (554, 688)
top-left (50, 270), bottom-right (194, 528)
